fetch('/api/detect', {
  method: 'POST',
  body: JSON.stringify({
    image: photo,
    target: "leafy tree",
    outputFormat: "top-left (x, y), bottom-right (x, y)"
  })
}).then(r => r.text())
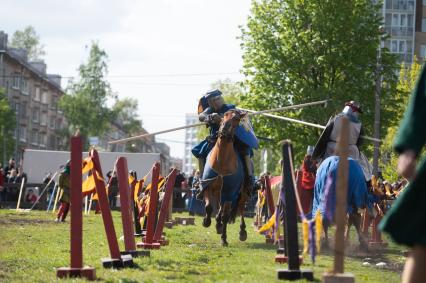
top-left (382, 59), bottom-right (422, 181)
top-left (240, 0), bottom-right (399, 161)
top-left (10, 26), bottom-right (46, 61)
top-left (0, 88), bottom-right (16, 164)
top-left (59, 42), bottom-right (115, 148)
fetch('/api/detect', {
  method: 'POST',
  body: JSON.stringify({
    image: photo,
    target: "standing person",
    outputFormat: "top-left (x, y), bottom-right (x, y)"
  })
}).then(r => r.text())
top-left (3, 158), bottom-right (15, 180)
top-left (379, 64), bottom-right (426, 283)
top-left (56, 161), bottom-right (70, 222)
top-left (312, 101), bottom-right (372, 181)
top-left (297, 146), bottom-right (317, 216)
top-left (0, 168), bottom-right (4, 204)
top-left (25, 189), bottom-right (37, 204)
top-left (106, 171), bottom-right (119, 209)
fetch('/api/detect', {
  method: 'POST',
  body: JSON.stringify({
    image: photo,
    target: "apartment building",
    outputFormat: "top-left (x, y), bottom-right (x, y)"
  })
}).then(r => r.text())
top-left (183, 113), bottom-right (198, 174)
top-left (0, 31), bottom-right (66, 161)
top-left (383, 0), bottom-right (426, 63)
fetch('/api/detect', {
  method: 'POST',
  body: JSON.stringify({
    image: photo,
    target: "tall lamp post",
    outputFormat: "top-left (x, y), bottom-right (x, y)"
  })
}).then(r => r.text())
top-left (372, 26), bottom-right (385, 176)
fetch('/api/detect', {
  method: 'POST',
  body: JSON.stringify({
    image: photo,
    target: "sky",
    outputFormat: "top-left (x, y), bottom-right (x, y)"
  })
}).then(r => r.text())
top-left (2, 0), bottom-right (252, 158)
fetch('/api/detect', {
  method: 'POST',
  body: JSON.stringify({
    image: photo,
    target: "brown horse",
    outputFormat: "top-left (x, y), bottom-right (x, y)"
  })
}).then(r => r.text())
top-left (201, 110), bottom-right (250, 246)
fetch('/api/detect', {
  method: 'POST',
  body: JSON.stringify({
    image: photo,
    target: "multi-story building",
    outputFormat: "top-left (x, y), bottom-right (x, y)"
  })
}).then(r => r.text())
top-left (383, 0), bottom-right (426, 63)
top-left (183, 113), bottom-right (198, 174)
top-left (0, 31), bottom-right (67, 162)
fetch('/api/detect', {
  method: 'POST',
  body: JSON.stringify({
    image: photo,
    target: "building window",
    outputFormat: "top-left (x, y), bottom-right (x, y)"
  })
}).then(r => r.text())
top-left (38, 133), bottom-right (46, 147)
top-left (34, 87), bottom-right (41, 101)
top-left (21, 78), bottom-right (29, 95)
top-left (41, 91), bottom-right (48, 104)
top-left (20, 102), bottom-right (27, 119)
top-left (421, 45), bottom-right (426, 58)
top-left (422, 19), bottom-right (426, 32)
top-left (40, 113), bottom-right (47, 126)
top-left (19, 127), bottom-right (27, 142)
top-left (12, 75), bottom-right (20, 89)
top-left (49, 116), bottom-right (55, 129)
top-left (423, 0), bottom-right (426, 6)
top-left (32, 108), bottom-right (40, 123)
top-left (31, 130), bottom-right (38, 145)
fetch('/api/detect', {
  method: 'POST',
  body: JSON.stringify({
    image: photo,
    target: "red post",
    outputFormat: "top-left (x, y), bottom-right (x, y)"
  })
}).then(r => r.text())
top-left (89, 149), bottom-right (122, 260)
top-left (264, 175), bottom-right (275, 217)
top-left (138, 162), bottom-right (161, 249)
top-left (71, 136), bottom-right (83, 268)
top-left (154, 168), bottom-right (178, 244)
top-left (57, 136), bottom-right (96, 280)
top-left (116, 157), bottom-right (136, 251)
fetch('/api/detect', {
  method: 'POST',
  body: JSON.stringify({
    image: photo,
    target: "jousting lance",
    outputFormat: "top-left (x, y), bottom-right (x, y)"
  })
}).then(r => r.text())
top-left (108, 99), bottom-right (380, 145)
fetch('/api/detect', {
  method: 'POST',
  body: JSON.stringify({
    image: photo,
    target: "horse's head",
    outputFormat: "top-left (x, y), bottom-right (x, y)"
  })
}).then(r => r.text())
top-left (217, 109), bottom-right (247, 142)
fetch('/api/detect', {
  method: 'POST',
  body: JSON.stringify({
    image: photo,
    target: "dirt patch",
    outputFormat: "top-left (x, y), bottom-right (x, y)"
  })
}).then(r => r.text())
top-left (0, 217), bottom-right (51, 226)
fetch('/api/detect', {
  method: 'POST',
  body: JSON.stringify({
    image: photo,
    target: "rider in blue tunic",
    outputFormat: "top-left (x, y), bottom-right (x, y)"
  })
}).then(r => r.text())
top-left (192, 89), bottom-right (256, 198)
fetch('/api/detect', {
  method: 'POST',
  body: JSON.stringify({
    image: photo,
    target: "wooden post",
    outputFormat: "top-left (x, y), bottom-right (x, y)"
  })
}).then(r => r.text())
top-left (277, 141), bottom-right (313, 281)
top-left (116, 157), bottom-right (149, 257)
top-left (90, 149), bottom-right (133, 268)
top-left (56, 135), bottom-right (96, 280)
top-left (154, 168), bottom-right (178, 245)
top-left (369, 214), bottom-right (388, 249)
top-left (137, 162), bottom-right (161, 249)
top-left (323, 116), bottom-right (355, 283)
top-left (16, 177), bottom-right (26, 211)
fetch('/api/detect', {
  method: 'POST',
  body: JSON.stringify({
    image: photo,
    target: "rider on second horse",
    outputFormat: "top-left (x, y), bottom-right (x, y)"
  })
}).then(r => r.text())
top-left (192, 89), bottom-right (256, 199)
top-left (312, 101), bottom-right (372, 181)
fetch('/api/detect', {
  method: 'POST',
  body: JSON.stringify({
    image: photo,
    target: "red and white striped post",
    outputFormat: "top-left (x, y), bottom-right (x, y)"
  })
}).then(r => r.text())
top-left (57, 135), bottom-right (96, 280)
top-left (116, 157), bottom-right (149, 257)
top-left (90, 149), bottom-right (133, 268)
top-left (137, 162), bottom-right (161, 249)
top-left (154, 168), bottom-right (178, 245)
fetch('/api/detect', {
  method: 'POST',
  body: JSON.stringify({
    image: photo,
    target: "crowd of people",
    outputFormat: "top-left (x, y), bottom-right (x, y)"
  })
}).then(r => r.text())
top-left (0, 158), bottom-right (29, 204)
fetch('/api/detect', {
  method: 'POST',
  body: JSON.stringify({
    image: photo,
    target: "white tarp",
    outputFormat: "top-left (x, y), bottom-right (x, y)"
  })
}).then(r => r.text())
top-left (22, 149), bottom-right (160, 183)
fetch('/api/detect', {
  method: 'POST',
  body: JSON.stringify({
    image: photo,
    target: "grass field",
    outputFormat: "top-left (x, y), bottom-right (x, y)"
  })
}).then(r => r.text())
top-left (0, 209), bottom-right (405, 282)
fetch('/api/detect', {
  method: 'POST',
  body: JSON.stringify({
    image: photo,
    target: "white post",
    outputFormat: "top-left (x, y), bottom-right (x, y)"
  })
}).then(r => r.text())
top-left (16, 177), bottom-right (26, 211)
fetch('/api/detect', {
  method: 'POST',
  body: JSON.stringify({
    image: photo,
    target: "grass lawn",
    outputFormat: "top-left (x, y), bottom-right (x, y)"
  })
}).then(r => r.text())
top-left (0, 209), bottom-right (405, 282)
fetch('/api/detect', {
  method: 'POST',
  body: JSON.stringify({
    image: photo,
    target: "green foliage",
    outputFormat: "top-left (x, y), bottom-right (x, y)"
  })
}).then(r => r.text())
top-left (381, 59), bottom-right (422, 181)
top-left (0, 88), bottom-right (16, 163)
top-left (10, 26), bottom-right (46, 60)
top-left (240, 0), bottom-right (399, 161)
top-left (59, 43), bottom-right (115, 147)
top-left (0, 210), bottom-right (404, 282)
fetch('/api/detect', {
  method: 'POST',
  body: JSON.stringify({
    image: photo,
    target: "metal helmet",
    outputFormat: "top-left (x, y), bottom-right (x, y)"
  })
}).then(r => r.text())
top-left (342, 101), bottom-right (362, 118)
top-left (205, 89), bottom-right (224, 111)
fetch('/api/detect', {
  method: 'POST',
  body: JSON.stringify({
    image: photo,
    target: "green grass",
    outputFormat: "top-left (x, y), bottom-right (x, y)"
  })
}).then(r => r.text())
top-left (0, 210), bottom-right (404, 282)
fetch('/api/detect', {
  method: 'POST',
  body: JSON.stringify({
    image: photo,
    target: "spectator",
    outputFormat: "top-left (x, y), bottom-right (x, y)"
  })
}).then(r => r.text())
top-left (0, 168), bottom-right (4, 203)
top-left (188, 169), bottom-right (196, 188)
top-left (56, 161), bottom-right (70, 222)
top-left (173, 169), bottom-right (186, 210)
top-left (296, 146), bottom-right (317, 216)
top-left (25, 189), bottom-right (37, 204)
top-left (4, 158), bottom-right (15, 180)
top-left (107, 170), bottom-right (119, 209)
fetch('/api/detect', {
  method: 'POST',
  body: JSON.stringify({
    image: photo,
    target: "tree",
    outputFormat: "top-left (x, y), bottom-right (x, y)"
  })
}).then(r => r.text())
top-left (0, 88), bottom-right (16, 165)
top-left (240, 0), bottom-right (399, 161)
top-left (59, 42), bottom-right (115, 148)
top-left (382, 59), bottom-right (422, 181)
top-left (10, 26), bottom-right (46, 61)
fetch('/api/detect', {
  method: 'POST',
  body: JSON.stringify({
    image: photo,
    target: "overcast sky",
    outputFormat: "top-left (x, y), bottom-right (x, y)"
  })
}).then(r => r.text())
top-left (2, 0), bottom-right (252, 158)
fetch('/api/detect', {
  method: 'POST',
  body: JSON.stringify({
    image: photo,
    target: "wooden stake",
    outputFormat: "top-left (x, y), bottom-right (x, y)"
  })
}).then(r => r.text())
top-left (333, 117), bottom-right (350, 274)
top-left (16, 177), bottom-right (26, 211)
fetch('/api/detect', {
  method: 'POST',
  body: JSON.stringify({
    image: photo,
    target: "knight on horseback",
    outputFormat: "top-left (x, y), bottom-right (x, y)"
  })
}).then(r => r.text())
top-left (191, 89), bottom-right (256, 200)
top-left (312, 101), bottom-right (372, 181)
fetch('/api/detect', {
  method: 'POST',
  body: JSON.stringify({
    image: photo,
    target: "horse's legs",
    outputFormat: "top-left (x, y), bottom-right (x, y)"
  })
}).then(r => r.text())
top-left (322, 221), bottom-right (330, 250)
top-left (239, 215), bottom-right (247, 241)
top-left (345, 214), bottom-right (351, 245)
top-left (215, 207), bottom-right (223, 234)
top-left (351, 212), bottom-right (368, 251)
top-left (221, 202), bottom-right (232, 246)
top-left (203, 189), bottom-right (212, 228)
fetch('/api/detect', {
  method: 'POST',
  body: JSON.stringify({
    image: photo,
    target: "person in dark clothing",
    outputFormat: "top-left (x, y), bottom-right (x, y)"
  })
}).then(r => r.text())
top-left (173, 170), bottom-right (186, 210)
top-left (107, 171), bottom-right (119, 209)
